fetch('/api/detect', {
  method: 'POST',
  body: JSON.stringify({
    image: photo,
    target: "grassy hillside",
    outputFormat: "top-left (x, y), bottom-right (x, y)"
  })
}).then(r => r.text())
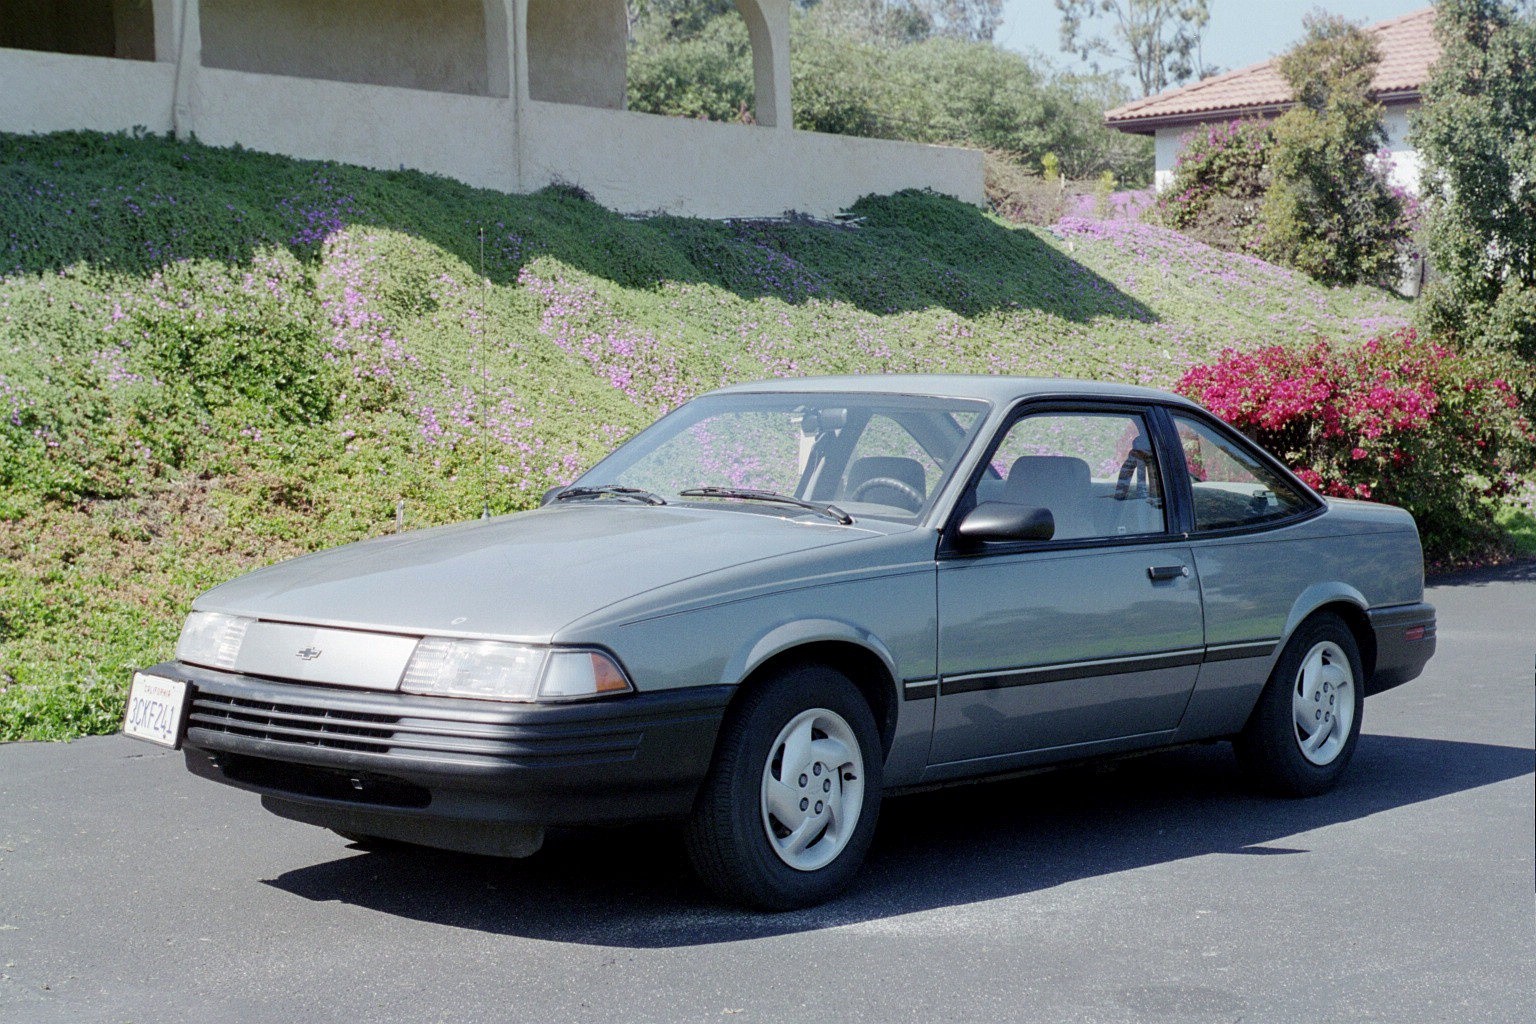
top-left (0, 131), bottom-right (1413, 741)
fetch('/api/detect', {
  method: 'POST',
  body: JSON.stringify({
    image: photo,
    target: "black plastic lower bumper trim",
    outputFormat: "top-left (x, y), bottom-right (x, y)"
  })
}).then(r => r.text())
top-left (150, 662), bottom-right (733, 828)
top-left (1366, 602), bottom-right (1437, 696)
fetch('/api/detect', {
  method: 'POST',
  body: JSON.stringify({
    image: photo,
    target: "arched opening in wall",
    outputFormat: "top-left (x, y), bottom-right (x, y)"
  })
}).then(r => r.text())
top-left (199, 0), bottom-right (500, 97)
top-left (0, 0), bottom-right (155, 61)
top-left (529, 0), bottom-right (779, 125)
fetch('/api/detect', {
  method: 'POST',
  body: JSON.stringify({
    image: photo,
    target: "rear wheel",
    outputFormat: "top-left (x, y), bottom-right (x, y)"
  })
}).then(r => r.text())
top-left (1235, 613), bottom-right (1364, 797)
top-left (685, 664), bottom-right (883, 910)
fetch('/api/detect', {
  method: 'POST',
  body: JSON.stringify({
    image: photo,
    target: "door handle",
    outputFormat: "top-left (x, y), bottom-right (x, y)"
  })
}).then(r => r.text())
top-left (1148, 564), bottom-right (1190, 582)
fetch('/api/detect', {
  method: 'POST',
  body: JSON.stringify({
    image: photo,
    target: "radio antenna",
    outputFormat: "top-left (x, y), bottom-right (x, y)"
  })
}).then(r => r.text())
top-left (478, 227), bottom-right (492, 520)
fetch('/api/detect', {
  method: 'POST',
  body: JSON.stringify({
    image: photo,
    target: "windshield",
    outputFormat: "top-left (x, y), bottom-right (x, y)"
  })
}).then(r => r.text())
top-left (573, 391), bottom-right (991, 522)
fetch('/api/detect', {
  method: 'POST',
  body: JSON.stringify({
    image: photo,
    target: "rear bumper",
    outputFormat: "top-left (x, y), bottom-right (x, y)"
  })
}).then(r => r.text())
top-left (153, 662), bottom-right (732, 838)
top-left (1366, 603), bottom-right (1437, 696)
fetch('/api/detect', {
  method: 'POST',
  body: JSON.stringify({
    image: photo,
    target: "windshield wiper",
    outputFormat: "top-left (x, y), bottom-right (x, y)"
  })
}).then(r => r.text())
top-left (555, 485), bottom-right (667, 506)
top-left (679, 487), bottom-right (853, 525)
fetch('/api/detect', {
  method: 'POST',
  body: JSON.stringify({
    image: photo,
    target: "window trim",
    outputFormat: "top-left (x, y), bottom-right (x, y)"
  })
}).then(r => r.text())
top-left (938, 398), bottom-right (1183, 560)
top-left (1157, 406), bottom-right (1326, 539)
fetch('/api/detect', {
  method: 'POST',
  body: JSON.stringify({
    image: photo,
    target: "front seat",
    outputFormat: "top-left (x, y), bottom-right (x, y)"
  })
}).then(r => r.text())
top-left (844, 456), bottom-right (927, 513)
top-left (1003, 455), bottom-right (1094, 540)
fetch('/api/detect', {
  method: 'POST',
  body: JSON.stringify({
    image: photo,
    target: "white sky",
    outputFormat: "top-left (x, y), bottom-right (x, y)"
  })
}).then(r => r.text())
top-left (996, 0), bottom-right (1431, 84)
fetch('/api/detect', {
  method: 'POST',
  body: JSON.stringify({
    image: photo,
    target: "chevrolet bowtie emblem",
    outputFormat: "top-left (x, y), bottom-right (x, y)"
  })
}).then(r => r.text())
top-left (297, 647), bottom-right (323, 661)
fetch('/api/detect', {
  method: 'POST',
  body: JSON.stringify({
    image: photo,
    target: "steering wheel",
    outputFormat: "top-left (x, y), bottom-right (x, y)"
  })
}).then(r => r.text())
top-left (850, 476), bottom-right (925, 509)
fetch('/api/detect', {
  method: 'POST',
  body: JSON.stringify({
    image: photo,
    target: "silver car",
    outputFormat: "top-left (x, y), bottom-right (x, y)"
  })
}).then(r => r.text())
top-left (123, 376), bottom-right (1436, 909)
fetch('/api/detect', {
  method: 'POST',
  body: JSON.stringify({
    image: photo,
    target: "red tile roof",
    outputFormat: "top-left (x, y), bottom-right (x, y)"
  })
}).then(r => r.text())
top-left (1105, 7), bottom-right (1439, 133)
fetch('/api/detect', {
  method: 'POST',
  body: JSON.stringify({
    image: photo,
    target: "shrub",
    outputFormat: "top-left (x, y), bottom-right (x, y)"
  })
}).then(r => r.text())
top-left (626, 14), bottom-right (756, 123)
top-left (1258, 14), bottom-right (1409, 286)
top-left (984, 154), bottom-right (1068, 226)
top-left (1152, 118), bottom-right (1271, 253)
top-left (1177, 330), bottom-right (1536, 564)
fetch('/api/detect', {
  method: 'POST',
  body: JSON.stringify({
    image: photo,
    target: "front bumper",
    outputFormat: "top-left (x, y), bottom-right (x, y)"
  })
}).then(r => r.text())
top-left (1366, 602), bottom-right (1437, 696)
top-left (153, 662), bottom-right (732, 848)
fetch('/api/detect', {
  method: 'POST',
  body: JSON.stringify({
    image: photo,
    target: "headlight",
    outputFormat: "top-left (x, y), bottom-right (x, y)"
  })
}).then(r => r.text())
top-left (175, 611), bottom-right (254, 669)
top-left (400, 640), bottom-right (632, 702)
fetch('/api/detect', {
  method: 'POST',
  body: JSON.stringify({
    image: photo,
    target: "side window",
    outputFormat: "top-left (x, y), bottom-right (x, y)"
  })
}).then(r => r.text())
top-left (978, 411), bottom-right (1165, 541)
top-left (1173, 415), bottom-right (1312, 531)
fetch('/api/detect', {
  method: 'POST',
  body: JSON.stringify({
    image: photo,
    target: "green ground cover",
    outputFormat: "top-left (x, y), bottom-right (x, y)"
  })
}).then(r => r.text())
top-left (0, 130), bottom-right (1422, 741)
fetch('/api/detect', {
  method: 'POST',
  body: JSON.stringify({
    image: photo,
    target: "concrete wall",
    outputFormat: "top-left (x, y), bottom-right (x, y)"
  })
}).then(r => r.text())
top-left (525, 0), bottom-right (626, 109)
top-left (1380, 102), bottom-right (1420, 193)
top-left (0, 46), bottom-right (175, 135)
top-left (190, 68), bottom-right (518, 191)
top-left (1152, 127), bottom-right (1184, 192)
top-left (0, 0), bottom-right (984, 221)
top-left (200, 0), bottom-right (492, 96)
top-left (522, 100), bottom-right (984, 219)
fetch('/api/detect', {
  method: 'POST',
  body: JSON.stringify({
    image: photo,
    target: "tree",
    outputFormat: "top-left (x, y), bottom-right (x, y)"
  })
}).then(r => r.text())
top-left (629, 2), bottom-right (1003, 49)
top-left (627, 1), bottom-right (737, 41)
top-left (1257, 13), bottom-right (1408, 286)
top-left (806, 1), bottom-right (1003, 45)
top-left (627, 13), bottom-right (756, 122)
top-left (1054, 0), bottom-right (1215, 96)
top-left (928, 0), bottom-right (1005, 40)
top-left (1413, 0), bottom-right (1536, 365)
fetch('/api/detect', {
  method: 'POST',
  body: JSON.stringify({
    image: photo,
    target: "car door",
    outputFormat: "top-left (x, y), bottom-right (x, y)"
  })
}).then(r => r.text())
top-left (929, 402), bottom-right (1205, 770)
top-left (1162, 411), bottom-right (1334, 739)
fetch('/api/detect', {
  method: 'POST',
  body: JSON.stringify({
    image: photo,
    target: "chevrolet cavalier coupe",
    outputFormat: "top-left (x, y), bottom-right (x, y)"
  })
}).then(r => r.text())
top-left (124, 376), bottom-right (1436, 909)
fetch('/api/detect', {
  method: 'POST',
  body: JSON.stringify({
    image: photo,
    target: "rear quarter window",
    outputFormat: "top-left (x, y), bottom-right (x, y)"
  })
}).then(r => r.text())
top-left (1173, 415), bottom-right (1312, 532)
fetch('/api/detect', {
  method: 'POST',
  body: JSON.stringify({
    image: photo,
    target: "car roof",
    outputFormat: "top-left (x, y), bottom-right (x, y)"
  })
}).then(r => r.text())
top-left (709, 374), bottom-right (1202, 409)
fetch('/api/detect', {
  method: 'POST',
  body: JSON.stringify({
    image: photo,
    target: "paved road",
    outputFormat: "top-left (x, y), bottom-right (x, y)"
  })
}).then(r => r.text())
top-left (2, 565), bottom-right (1532, 1024)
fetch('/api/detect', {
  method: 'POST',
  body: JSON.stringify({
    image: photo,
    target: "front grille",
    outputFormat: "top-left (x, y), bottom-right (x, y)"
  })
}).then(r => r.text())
top-left (185, 677), bottom-right (648, 768)
top-left (190, 692), bottom-right (400, 754)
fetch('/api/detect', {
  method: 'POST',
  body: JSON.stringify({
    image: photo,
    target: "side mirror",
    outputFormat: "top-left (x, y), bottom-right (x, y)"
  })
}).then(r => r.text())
top-left (956, 502), bottom-right (1054, 543)
top-left (540, 486), bottom-right (564, 507)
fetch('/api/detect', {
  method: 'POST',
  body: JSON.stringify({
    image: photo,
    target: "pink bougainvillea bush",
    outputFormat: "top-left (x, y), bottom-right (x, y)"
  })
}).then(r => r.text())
top-left (1177, 329), bottom-right (1536, 563)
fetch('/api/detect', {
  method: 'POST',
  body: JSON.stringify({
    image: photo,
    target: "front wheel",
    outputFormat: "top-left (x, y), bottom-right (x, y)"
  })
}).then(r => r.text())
top-left (684, 664), bottom-right (883, 910)
top-left (1235, 613), bottom-right (1364, 797)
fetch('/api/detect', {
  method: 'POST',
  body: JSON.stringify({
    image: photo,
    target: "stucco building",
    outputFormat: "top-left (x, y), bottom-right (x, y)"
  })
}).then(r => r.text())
top-left (1105, 7), bottom-right (1439, 194)
top-left (0, 0), bottom-right (983, 218)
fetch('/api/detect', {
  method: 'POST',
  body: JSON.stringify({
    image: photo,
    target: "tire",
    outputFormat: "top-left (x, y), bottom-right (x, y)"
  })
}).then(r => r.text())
top-left (684, 663), bottom-right (883, 910)
top-left (1235, 613), bottom-right (1365, 797)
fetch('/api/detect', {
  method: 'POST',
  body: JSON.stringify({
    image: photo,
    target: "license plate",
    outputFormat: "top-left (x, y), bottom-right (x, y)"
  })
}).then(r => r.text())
top-left (123, 673), bottom-right (190, 749)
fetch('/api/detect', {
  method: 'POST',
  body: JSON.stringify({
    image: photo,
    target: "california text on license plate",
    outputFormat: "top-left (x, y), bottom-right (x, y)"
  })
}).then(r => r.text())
top-left (123, 673), bottom-right (189, 749)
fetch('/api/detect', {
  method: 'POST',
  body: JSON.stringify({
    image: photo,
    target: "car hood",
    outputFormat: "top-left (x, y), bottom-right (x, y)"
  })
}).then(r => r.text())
top-left (195, 503), bottom-right (897, 642)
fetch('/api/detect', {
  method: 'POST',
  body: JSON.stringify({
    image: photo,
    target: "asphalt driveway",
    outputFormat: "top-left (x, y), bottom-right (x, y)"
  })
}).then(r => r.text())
top-left (2, 563), bottom-right (1532, 1024)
